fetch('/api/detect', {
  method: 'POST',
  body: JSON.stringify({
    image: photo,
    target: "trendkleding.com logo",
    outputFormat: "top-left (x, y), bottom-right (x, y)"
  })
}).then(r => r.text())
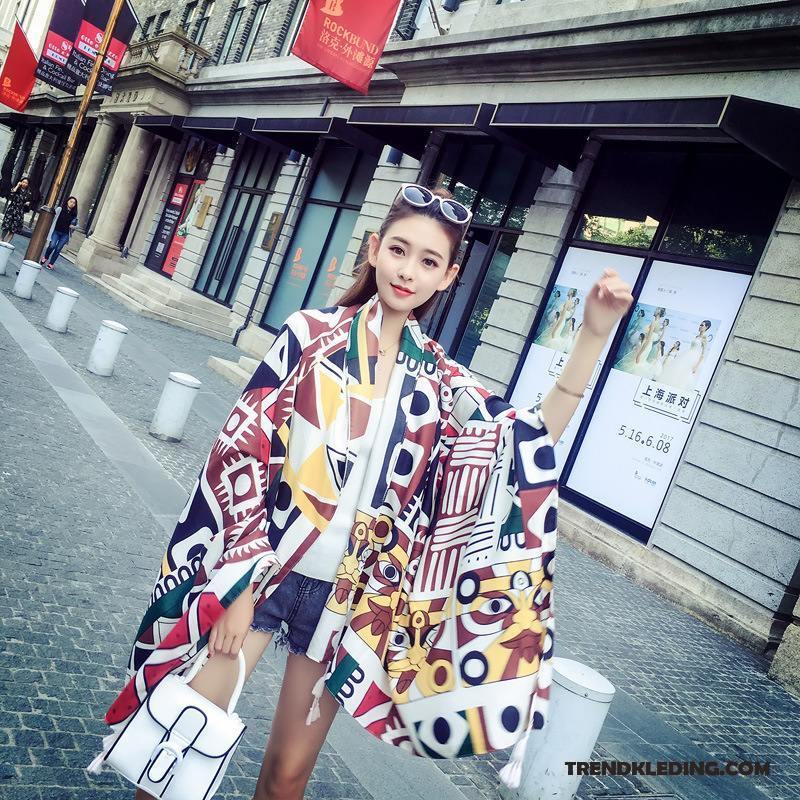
top-left (565, 760), bottom-right (770, 776)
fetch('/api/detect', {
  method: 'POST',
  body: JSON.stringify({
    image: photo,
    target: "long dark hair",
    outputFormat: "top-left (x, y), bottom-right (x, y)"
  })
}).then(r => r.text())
top-left (56, 196), bottom-right (79, 227)
top-left (336, 185), bottom-right (467, 322)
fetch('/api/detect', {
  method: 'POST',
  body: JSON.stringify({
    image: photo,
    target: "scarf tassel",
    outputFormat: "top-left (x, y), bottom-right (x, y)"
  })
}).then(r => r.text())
top-left (86, 731), bottom-right (121, 776)
top-left (305, 674), bottom-right (327, 726)
top-left (498, 731), bottom-right (530, 790)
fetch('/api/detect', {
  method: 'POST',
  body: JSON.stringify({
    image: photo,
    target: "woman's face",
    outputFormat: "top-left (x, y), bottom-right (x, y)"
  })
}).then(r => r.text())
top-left (67, 198), bottom-right (76, 209)
top-left (368, 215), bottom-right (460, 317)
top-left (20, 178), bottom-right (28, 189)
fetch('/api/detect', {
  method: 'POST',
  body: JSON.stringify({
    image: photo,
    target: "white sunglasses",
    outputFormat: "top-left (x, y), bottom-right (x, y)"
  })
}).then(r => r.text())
top-left (396, 183), bottom-right (473, 227)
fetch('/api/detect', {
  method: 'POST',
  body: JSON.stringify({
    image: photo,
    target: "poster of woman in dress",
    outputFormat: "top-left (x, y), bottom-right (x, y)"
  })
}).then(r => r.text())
top-left (613, 303), bottom-right (719, 391)
top-left (534, 285), bottom-right (586, 352)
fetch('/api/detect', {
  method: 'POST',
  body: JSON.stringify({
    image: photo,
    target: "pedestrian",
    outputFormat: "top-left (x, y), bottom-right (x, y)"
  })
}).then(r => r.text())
top-left (90, 183), bottom-right (634, 799)
top-left (40, 196), bottom-right (78, 270)
top-left (1, 176), bottom-right (32, 242)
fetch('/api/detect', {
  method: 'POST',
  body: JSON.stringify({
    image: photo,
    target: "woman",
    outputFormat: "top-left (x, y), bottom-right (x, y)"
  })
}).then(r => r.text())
top-left (91, 183), bottom-right (633, 799)
top-left (1, 176), bottom-right (32, 242)
top-left (40, 196), bottom-right (78, 270)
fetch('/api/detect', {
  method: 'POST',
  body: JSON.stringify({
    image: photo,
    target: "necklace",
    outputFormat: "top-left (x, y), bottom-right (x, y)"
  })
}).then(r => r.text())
top-left (378, 342), bottom-right (399, 357)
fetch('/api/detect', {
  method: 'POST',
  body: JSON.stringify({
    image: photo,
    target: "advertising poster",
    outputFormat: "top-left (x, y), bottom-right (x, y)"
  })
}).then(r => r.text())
top-left (291, 0), bottom-right (402, 94)
top-left (96, 0), bottom-right (137, 96)
top-left (144, 176), bottom-right (193, 272)
top-left (34, 0), bottom-right (83, 94)
top-left (509, 247), bottom-right (644, 475)
top-left (145, 138), bottom-right (217, 275)
top-left (566, 260), bottom-right (751, 528)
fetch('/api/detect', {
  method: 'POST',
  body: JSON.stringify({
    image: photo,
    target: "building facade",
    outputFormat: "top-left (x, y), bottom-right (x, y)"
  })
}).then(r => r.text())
top-left (4, 0), bottom-right (799, 692)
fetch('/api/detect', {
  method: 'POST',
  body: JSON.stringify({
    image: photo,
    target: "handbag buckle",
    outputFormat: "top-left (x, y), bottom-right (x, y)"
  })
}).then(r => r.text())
top-left (147, 740), bottom-right (184, 783)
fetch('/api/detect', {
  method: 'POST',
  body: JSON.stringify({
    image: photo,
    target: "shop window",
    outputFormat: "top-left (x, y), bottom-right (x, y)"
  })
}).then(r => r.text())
top-left (261, 143), bottom-right (378, 331)
top-left (659, 151), bottom-right (788, 266)
top-left (575, 147), bottom-right (684, 249)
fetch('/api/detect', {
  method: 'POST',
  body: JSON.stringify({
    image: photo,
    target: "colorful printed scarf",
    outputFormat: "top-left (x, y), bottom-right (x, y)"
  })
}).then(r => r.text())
top-left (102, 291), bottom-right (558, 787)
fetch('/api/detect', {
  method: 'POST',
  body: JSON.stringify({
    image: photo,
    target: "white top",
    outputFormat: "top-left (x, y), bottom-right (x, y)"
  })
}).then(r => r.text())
top-left (293, 397), bottom-right (386, 583)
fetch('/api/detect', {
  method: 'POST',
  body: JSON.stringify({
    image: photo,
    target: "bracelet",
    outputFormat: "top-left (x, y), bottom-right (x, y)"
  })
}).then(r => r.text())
top-left (555, 380), bottom-right (585, 399)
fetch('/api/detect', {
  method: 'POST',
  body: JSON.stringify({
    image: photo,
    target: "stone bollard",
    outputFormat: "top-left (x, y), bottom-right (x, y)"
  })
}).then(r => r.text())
top-left (500, 658), bottom-right (615, 800)
top-left (45, 286), bottom-right (80, 333)
top-left (87, 320), bottom-right (128, 376)
top-left (0, 241), bottom-right (13, 276)
top-left (13, 259), bottom-right (41, 299)
top-left (150, 372), bottom-right (202, 442)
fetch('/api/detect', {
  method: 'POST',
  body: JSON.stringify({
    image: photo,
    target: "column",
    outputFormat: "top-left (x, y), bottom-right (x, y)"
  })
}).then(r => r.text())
top-left (76, 123), bottom-right (155, 275)
top-left (90, 124), bottom-right (153, 249)
top-left (70, 113), bottom-right (119, 231)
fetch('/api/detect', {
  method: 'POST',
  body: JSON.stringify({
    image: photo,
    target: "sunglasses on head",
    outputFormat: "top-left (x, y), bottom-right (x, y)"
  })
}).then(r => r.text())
top-left (396, 183), bottom-right (473, 227)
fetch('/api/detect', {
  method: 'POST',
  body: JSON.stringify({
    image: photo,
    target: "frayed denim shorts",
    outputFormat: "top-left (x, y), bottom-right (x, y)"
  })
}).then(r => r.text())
top-left (250, 571), bottom-right (333, 656)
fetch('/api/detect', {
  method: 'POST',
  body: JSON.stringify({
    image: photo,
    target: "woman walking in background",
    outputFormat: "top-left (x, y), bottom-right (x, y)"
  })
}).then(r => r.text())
top-left (40, 196), bottom-right (79, 270)
top-left (1, 176), bottom-right (32, 242)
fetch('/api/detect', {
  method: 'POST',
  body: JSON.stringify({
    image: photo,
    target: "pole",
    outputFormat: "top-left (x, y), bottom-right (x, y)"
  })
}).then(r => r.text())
top-left (25, 0), bottom-right (127, 261)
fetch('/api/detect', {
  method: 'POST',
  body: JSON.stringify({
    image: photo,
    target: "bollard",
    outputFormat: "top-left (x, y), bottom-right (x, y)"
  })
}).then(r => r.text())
top-left (150, 372), bottom-right (202, 442)
top-left (87, 320), bottom-right (128, 376)
top-left (12, 259), bottom-right (41, 299)
top-left (0, 241), bottom-right (13, 276)
top-left (500, 658), bottom-right (615, 800)
top-left (45, 286), bottom-right (80, 333)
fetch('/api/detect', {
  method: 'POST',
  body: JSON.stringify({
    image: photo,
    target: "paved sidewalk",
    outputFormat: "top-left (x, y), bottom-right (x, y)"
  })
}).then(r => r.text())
top-left (1, 242), bottom-right (798, 800)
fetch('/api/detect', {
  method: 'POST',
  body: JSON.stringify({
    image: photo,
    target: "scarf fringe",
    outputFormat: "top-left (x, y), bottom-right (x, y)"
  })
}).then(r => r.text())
top-left (305, 674), bottom-right (327, 726)
top-left (498, 731), bottom-right (529, 789)
top-left (86, 731), bottom-right (121, 776)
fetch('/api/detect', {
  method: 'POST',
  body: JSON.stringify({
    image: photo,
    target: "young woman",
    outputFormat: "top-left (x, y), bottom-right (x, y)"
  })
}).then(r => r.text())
top-left (94, 183), bottom-right (633, 799)
top-left (1, 176), bottom-right (32, 242)
top-left (40, 196), bottom-right (79, 269)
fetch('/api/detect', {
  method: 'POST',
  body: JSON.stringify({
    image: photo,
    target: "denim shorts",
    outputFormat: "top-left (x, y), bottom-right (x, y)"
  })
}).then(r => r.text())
top-left (250, 571), bottom-right (333, 656)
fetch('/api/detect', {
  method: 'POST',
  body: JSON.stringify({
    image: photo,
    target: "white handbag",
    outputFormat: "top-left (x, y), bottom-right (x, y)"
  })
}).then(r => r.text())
top-left (91, 648), bottom-right (247, 800)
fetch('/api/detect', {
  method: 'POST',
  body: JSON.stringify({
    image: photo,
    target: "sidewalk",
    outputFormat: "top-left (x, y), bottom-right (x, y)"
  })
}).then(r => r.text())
top-left (0, 241), bottom-right (798, 800)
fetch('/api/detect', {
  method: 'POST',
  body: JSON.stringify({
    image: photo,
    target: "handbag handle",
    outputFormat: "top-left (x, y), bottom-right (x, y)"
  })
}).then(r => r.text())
top-left (183, 647), bottom-right (248, 716)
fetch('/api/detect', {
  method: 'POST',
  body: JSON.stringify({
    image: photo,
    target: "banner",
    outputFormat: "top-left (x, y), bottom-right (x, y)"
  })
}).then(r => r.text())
top-left (64, 0), bottom-right (136, 93)
top-left (35, 0), bottom-right (84, 94)
top-left (97, 0), bottom-right (137, 96)
top-left (565, 260), bottom-right (750, 528)
top-left (291, 0), bottom-right (402, 95)
top-left (0, 22), bottom-right (38, 111)
top-left (509, 247), bottom-right (645, 477)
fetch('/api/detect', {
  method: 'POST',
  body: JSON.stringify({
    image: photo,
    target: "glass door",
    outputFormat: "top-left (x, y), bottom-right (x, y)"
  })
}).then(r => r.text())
top-left (194, 142), bottom-right (281, 304)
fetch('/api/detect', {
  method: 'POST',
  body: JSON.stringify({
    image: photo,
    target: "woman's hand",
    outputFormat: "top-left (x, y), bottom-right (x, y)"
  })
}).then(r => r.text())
top-left (582, 268), bottom-right (635, 340)
top-left (209, 584), bottom-right (253, 658)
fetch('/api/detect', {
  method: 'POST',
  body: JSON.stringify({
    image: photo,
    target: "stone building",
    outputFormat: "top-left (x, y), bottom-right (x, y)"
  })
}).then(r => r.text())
top-left (3, 0), bottom-right (799, 694)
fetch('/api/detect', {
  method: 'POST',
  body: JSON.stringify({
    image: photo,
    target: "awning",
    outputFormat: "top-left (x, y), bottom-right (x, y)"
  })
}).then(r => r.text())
top-left (180, 116), bottom-right (254, 148)
top-left (490, 96), bottom-right (800, 177)
top-left (251, 116), bottom-right (383, 156)
top-left (134, 115), bottom-right (186, 142)
top-left (0, 113), bottom-right (67, 128)
top-left (347, 103), bottom-right (499, 160)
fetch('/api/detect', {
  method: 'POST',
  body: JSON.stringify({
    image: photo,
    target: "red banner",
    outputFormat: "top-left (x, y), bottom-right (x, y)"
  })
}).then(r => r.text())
top-left (291, 0), bottom-right (401, 95)
top-left (0, 22), bottom-right (38, 111)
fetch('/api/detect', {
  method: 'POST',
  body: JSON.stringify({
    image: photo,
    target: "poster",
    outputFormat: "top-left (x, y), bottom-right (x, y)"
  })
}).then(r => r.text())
top-left (509, 247), bottom-right (644, 475)
top-left (34, 0), bottom-right (83, 94)
top-left (145, 138), bottom-right (217, 275)
top-left (291, 0), bottom-right (402, 94)
top-left (144, 175), bottom-right (193, 272)
top-left (96, 0), bottom-right (137, 96)
top-left (65, 0), bottom-right (113, 85)
top-left (565, 260), bottom-right (751, 528)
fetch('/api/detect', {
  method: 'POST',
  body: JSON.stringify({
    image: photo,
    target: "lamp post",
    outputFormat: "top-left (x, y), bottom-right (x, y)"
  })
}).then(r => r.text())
top-left (25, 0), bottom-right (127, 262)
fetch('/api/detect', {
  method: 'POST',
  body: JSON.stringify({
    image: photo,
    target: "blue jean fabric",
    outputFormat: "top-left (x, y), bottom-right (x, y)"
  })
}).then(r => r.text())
top-left (250, 571), bottom-right (333, 656)
top-left (44, 230), bottom-right (70, 264)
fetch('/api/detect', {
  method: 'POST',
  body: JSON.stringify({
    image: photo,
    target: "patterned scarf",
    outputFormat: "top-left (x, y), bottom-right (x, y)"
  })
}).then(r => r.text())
top-left (101, 291), bottom-right (558, 787)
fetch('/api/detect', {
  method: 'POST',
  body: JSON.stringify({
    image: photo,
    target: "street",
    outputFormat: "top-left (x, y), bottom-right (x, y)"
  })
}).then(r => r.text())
top-left (1, 242), bottom-right (798, 800)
